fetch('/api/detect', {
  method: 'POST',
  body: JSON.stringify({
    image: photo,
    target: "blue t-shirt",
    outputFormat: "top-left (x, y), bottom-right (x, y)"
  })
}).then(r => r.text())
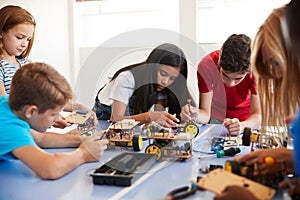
top-left (0, 95), bottom-right (36, 160)
top-left (292, 112), bottom-right (300, 177)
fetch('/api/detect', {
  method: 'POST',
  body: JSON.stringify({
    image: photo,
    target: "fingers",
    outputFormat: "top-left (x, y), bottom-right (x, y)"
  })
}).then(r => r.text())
top-left (180, 104), bottom-right (198, 122)
top-left (167, 113), bottom-right (180, 122)
top-left (236, 150), bottom-right (282, 175)
top-left (80, 135), bottom-right (108, 162)
top-left (227, 128), bottom-right (240, 135)
top-left (164, 118), bottom-right (177, 128)
top-left (164, 112), bottom-right (179, 127)
top-left (94, 130), bottom-right (107, 140)
top-left (157, 114), bottom-right (178, 128)
top-left (180, 105), bottom-right (192, 121)
top-left (285, 115), bottom-right (297, 124)
top-left (223, 118), bottom-right (242, 135)
top-left (91, 111), bottom-right (98, 126)
top-left (150, 111), bottom-right (179, 127)
top-left (53, 117), bottom-right (72, 129)
top-left (223, 118), bottom-right (231, 125)
top-left (237, 151), bottom-right (260, 164)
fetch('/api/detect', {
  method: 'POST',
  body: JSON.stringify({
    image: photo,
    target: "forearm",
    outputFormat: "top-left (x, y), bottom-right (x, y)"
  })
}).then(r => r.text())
top-left (195, 109), bottom-right (210, 124)
top-left (48, 149), bottom-right (86, 177)
top-left (241, 113), bottom-right (262, 130)
top-left (111, 112), bottom-right (150, 123)
top-left (27, 149), bottom-right (86, 179)
top-left (0, 83), bottom-right (6, 96)
top-left (34, 131), bottom-right (82, 148)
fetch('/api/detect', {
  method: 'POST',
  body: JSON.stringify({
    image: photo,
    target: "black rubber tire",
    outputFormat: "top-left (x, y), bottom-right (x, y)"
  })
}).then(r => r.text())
top-left (242, 127), bottom-right (252, 146)
top-left (132, 135), bottom-right (143, 151)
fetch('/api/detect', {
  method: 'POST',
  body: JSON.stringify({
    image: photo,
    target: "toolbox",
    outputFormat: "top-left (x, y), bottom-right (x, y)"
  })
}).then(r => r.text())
top-left (91, 152), bottom-right (157, 186)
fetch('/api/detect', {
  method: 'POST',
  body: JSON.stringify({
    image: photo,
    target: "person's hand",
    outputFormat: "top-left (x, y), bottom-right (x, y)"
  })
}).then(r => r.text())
top-left (92, 111), bottom-right (98, 125)
top-left (149, 111), bottom-right (179, 128)
top-left (180, 104), bottom-right (198, 122)
top-left (285, 114), bottom-right (297, 125)
top-left (279, 178), bottom-right (300, 198)
top-left (79, 134), bottom-right (108, 162)
top-left (223, 118), bottom-right (243, 135)
top-left (79, 130), bottom-right (106, 142)
top-left (52, 115), bottom-right (72, 128)
top-left (235, 148), bottom-right (294, 175)
top-left (214, 185), bottom-right (257, 200)
top-left (86, 111), bottom-right (98, 126)
top-left (65, 102), bottom-right (98, 126)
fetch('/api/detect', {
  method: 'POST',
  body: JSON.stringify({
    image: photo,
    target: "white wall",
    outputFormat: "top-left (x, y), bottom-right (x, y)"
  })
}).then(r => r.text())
top-left (0, 0), bottom-right (71, 81)
top-left (1, 0), bottom-right (290, 110)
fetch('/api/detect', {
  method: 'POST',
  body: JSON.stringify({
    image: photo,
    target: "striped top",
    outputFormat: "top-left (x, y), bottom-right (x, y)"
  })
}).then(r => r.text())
top-left (0, 58), bottom-right (30, 94)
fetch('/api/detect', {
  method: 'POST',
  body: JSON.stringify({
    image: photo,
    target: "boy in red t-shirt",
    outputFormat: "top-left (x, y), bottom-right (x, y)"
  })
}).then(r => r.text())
top-left (181, 34), bottom-right (261, 135)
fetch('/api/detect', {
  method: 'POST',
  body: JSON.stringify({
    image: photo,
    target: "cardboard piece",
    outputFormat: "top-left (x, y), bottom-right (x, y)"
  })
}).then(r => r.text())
top-left (66, 110), bottom-right (93, 124)
top-left (197, 168), bottom-right (276, 200)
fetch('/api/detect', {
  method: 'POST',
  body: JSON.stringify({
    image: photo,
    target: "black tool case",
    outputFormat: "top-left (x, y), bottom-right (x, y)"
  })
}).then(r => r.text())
top-left (91, 152), bottom-right (157, 186)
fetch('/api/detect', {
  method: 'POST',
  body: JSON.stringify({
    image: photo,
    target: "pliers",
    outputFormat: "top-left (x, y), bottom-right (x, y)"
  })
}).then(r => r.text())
top-left (163, 185), bottom-right (198, 200)
top-left (163, 177), bottom-right (204, 200)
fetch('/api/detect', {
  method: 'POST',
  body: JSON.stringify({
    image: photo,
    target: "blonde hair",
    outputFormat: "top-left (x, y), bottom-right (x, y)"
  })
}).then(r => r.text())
top-left (9, 62), bottom-right (72, 113)
top-left (251, 6), bottom-right (300, 141)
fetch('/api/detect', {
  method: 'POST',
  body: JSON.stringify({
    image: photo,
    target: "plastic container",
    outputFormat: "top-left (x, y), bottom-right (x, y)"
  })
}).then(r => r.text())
top-left (91, 152), bottom-right (157, 186)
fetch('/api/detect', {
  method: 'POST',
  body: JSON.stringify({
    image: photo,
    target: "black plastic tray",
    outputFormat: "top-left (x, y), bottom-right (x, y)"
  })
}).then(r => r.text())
top-left (91, 152), bottom-right (157, 186)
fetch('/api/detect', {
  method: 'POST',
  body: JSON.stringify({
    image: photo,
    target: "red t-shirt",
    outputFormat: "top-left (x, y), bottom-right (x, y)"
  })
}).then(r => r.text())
top-left (197, 50), bottom-right (257, 122)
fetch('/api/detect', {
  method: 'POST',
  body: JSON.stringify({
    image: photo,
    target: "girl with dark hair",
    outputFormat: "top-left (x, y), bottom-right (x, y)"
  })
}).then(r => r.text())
top-left (93, 43), bottom-right (193, 127)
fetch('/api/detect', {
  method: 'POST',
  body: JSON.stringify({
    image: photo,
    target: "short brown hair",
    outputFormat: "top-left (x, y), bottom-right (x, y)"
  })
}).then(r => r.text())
top-left (9, 62), bottom-right (72, 113)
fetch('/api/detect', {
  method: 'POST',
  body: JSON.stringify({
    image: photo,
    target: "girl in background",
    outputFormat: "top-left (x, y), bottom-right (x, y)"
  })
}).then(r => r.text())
top-left (93, 43), bottom-right (193, 127)
top-left (0, 5), bottom-right (97, 127)
top-left (0, 5), bottom-right (36, 95)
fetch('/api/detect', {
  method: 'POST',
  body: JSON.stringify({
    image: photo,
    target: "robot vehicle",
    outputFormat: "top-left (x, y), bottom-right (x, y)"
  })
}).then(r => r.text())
top-left (105, 119), bottom-right (143, 152)
top-left (65, 109), bottom-right (96, 136)
top-left (242, 127), bottom-right (286, 151)
top-left (144, 121), bottom-right (199, 160)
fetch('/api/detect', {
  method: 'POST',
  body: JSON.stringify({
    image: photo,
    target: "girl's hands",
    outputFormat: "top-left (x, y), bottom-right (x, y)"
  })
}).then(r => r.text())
top-left (148, 111), bottom-right (179, 128)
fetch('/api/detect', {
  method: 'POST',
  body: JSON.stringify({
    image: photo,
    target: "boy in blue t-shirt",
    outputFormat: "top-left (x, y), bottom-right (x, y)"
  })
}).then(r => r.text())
top-left (0, 62), bottom-right (108, 180)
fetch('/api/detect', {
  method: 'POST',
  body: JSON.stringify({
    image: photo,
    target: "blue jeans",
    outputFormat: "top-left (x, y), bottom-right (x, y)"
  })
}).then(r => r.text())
top-left (209, 117), bottom-right (222, 124)
top-left (92, 101), bottom-right (112, 120)
top-left (92, 101), bottom-right (132, 120)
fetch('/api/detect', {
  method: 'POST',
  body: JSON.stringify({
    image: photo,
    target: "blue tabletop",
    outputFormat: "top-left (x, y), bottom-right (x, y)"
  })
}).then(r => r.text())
top-left (0, 123), bottom-right (287, 200)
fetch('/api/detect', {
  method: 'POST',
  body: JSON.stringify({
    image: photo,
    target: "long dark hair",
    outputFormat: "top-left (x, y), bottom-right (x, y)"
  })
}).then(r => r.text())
top-left (110, 43), bottom-right (191, 117)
